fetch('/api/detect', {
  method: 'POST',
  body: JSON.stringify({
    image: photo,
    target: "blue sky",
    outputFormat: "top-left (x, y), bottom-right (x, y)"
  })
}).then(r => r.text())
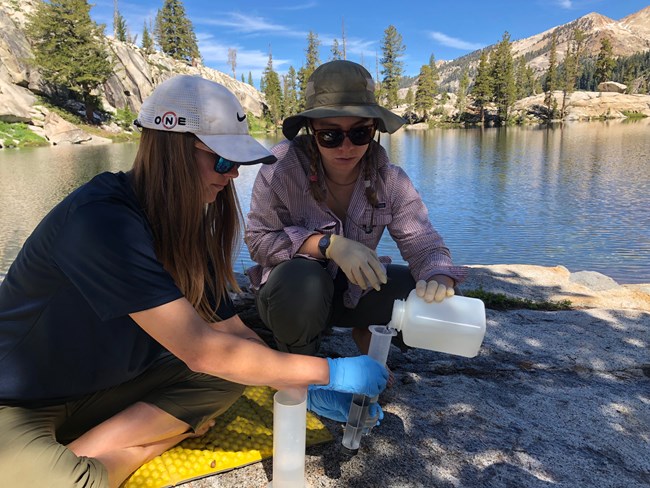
top-left (91, 0), bottom-right (649, 85)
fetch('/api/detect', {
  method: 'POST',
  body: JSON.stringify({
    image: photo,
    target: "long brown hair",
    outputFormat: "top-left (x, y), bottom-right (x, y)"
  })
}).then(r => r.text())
top-left (131, 129), bottom-right (242, 321)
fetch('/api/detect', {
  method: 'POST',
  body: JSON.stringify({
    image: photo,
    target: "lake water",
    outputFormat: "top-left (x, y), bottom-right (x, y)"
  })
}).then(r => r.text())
top-left (1, 121), bottom-right (648, 284)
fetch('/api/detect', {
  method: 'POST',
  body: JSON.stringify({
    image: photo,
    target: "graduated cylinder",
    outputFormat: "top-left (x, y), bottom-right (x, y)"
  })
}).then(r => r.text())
top-left (341, 325), bottom-right (396, 455)
top-left (268, 387), bottom-right (307, 488)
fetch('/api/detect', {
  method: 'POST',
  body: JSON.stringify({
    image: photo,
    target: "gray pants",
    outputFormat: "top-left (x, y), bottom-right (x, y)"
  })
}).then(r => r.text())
top-left (256, 259), bottom-right (415, 354)
top-left (0, 353), bottom-right (245, 488)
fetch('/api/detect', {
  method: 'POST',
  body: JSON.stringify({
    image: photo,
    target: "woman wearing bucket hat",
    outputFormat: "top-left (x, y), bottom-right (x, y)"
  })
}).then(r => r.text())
top-left (0, 75), bottom-right (388, 488)
top-left (246, 60), bottom-right (467, 356)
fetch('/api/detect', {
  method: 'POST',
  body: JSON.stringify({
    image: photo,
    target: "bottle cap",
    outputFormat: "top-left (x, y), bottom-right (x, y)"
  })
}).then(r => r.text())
top-left (389, 298), bottom-right (406, 331)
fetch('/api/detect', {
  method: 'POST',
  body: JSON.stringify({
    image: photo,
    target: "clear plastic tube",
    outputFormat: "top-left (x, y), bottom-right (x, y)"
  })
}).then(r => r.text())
top-left (341, 325), bottom-right (396, 456)
top-left (268, 387), bottom-right (307, 488)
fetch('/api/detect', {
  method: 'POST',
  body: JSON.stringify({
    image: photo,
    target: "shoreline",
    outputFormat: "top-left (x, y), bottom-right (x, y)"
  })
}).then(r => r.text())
top-left (2, 265), bottom-right (650, 294)
top-left (1, 115), bottom-right (650, 150)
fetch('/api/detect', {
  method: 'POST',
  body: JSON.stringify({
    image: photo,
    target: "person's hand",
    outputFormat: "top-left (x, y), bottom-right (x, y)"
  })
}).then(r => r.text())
top-left (366, 401), bottom-right (384, 426)
top-left (415, 278), bottom-right (455, 303)
top-left (306, 388), bottom-right (352, 422)
top-left (306, 388), bottom-right (384, 425)
top-left (326, 235), bottom-right (387, 291)
top-left (312, 356), bottom-right (388, 397)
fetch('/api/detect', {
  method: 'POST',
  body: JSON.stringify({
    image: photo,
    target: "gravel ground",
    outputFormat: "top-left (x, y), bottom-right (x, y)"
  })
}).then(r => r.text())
top-left (180, 310), bottom-right (649, 487)
top-left (171, 267), bottom-right (650, 487)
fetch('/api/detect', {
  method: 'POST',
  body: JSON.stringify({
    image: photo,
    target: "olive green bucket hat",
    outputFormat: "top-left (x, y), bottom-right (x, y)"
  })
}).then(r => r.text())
top-left (282, 60), bottom-right (406, 140)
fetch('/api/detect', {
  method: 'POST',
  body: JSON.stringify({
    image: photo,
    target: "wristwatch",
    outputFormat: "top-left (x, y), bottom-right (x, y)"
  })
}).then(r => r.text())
top-left (318, 234), bottom-right (331, 259)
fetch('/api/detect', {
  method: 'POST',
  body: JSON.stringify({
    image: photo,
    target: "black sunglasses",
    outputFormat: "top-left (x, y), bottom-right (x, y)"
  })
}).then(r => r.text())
top-left (312, 125), bottom-right (376, 149)
top-left (195, 147), bottom-right (239, 174)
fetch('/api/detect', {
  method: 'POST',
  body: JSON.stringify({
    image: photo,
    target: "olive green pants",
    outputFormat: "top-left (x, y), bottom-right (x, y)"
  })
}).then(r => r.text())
top-left (0, 353), bottom-right (244, 488)
top-left (256, 259), bottom-right (416, 354)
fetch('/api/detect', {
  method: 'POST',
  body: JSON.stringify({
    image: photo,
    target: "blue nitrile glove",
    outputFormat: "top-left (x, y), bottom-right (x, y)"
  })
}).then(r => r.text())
top-left (306, 387), bottom-right (384, 425)
top-left (312, 356), bottom-right (389, 397)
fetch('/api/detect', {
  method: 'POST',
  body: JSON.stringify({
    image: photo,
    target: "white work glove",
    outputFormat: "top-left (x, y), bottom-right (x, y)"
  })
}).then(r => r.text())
top-left (326, 235), bottom-right (387, 291)
top-left (415, 278), bottom-right (455, 303)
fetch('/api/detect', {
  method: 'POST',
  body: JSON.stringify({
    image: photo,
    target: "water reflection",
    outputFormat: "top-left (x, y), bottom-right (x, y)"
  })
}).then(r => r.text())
top-left (1, 121), bottom-right (648, 284)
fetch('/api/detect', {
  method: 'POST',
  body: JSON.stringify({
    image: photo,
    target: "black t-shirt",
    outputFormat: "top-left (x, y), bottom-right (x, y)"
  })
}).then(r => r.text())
top-left (0, 171), bottom-right (234, 405)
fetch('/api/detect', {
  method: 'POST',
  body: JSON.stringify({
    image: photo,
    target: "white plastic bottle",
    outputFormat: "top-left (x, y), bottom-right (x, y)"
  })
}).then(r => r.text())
top-left (390, 290), bottom-right (486, 358)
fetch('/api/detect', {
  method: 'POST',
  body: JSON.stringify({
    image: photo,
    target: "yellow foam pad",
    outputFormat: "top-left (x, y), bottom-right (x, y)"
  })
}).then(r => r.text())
top-left (122, 386), bottom-right (333, 488)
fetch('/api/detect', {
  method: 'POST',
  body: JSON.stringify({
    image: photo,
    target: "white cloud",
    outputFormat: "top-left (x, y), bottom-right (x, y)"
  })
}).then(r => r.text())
top-left (197, 33), bottom-right (290, 81)
top-left (276, 2), bottom-right (318, 11)
top-left (196, 13), bottom-right (378, 74)
top-left (428, 32), bottom-right (484, 51)
top-left (197, 13), bottom-right (300, 36)
top-left (557, 0), bottom-right (573, 9)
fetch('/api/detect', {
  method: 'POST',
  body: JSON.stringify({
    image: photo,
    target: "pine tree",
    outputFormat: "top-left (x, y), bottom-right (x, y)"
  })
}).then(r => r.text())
top-left (228, 48), bottom-right (237, 78)
top-left (297, 31), bottom-right (320, 110)
top-left (380, 25), bottom-right (406, 109)
top-left (490, 32), bottom-right (516, 123)
top-left (241, 74), bottom-right (245, 83)
top-left (342, 17), bottom-right (347, 60)
top-left (428, 54), bottom-right (440, 94)
top-left (26, 0), bottom-right (114, 123)
top-left (248, 71), bottom-right (254, 86)
top-left (595, 37), bottom-right (616, 86)
top-left (543, 32), bottom-right (559, 119)
top-left (561, 28), bottom-right (586, 117)
top-left (282, 66), bottom-right (299, 117)
top-left (261, 53), bottom-right (283, 128)
top-left (471, 49), bottom-right (493, 124)
top-left (330, 39), bottom-right (343, 61)
top-left (414, 64), bottom-right (435, 120)
top-left (456, 68), bottom-right (469, 116)
top-left (404, 87), bottom-right (414, 111)
top-left (608, 51), bottom-right (650, 94)
top-left (515, 57), bottom-right (533, 100)
top-left (114, 11), bottom-right (127, 42)
top-left (154, 0), bottom-right (200, 65)
top-left (141, 21), bottom-right (154, 54)
top-left (545, 32), bottom-right (559, 92)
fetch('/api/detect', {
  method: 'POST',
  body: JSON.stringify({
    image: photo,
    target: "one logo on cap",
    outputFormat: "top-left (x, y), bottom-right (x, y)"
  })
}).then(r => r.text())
top-left (154, 111), bottom-right (186, 129)
top-left (237, 112), bottom-right (246, 122)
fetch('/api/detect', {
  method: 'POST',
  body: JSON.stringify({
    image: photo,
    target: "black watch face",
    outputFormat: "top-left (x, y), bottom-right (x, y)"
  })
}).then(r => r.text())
top-left (319, 235), bottom-right (330, 257)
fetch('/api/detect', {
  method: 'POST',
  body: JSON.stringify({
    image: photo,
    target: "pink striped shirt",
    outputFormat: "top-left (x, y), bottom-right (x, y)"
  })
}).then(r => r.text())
top-left (245, 138), bottom-right (467, 308)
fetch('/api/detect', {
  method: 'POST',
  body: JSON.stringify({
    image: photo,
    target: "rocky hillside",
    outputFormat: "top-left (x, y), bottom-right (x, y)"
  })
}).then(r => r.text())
top-left (438, 6), bottom-right (650, 90)
top-left (0, 0), bottom-right (267, 145)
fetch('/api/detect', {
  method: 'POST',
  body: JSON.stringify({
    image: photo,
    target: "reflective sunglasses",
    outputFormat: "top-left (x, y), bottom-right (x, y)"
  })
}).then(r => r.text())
top-left (195, 146), bottom-right (239, 174)
top-left (213, 155), bottom-right (239, 174)
top-left (312, 125), bottom-right (376, 149)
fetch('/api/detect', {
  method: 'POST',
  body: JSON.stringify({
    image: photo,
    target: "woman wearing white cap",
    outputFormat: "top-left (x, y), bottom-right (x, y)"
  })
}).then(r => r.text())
top-left (246, 61), bottom-right (467, 356)
top-left (0, 75), bottom-right (387, 487)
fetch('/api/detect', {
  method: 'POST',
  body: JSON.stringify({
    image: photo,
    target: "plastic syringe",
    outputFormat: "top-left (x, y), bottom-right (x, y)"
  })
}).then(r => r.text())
top-left (340, 325), bottom-right (396, 456)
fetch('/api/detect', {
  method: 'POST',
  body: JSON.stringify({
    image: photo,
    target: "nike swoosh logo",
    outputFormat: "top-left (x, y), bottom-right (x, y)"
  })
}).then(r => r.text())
top-left (237, 112), bottom-right (246, 122)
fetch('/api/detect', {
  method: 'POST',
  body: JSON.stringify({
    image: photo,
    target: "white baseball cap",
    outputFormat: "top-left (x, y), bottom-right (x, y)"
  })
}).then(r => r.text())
top-left (136, 75), bottom-right (276, 165)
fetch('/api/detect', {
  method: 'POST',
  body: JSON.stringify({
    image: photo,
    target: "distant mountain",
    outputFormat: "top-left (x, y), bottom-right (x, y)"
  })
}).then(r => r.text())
top-left (436, 6), bottom-right (650, 90)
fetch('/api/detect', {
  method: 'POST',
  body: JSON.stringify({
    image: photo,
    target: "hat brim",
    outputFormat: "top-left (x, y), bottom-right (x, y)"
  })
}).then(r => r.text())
top-left (282, 105), bottom-right (406, 140)
top-left (196, 134), bottom-right (276, 165)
